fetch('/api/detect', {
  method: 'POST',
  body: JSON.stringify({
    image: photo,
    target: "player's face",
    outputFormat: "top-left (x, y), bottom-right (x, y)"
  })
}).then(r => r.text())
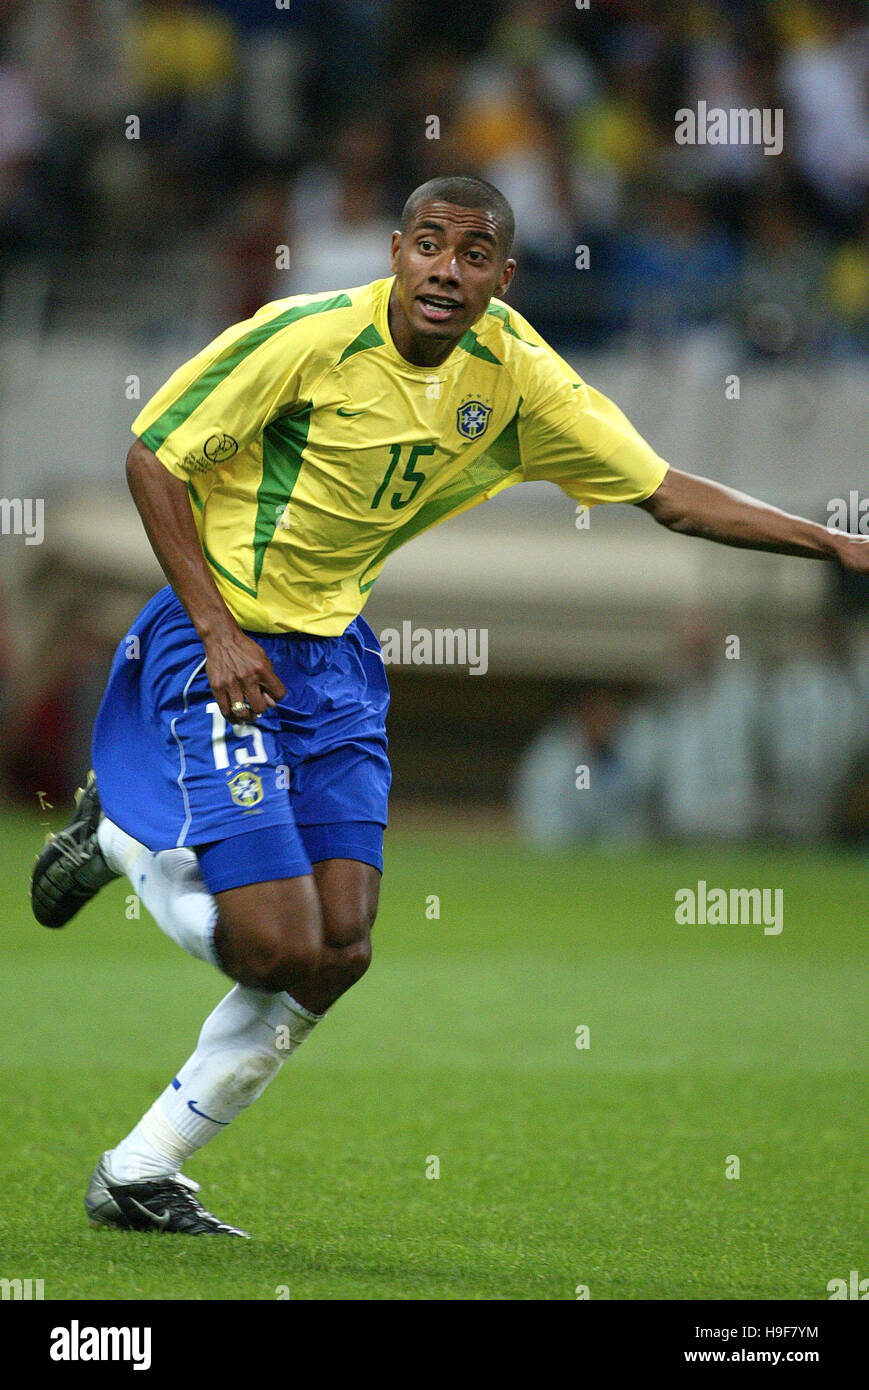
top-left (388, 201), bottom-right (516, 365)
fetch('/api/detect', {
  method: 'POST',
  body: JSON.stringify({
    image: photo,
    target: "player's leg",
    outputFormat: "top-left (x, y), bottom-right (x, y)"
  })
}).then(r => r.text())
top-left (86, 877), bottom-right (324, 1233)
top-left (103, 851), bottom-right (380, 1183)
top-left (81, 594), bottom-right (389, 1232)
top-left (96, 836), bottom-right (381, 1226)
top-left (134, 855), bottom-right (381, 1166)
top-left (212, 857), bottom-right (380, 1011)
top-left (30, 773), bottom-right (121, 928)
top-left (96, 817), bottom-right (220, 964)
top-left (83, 805), bottom-right (384, 1204)
top-left (91, 805), bottom-right (384, 1004)
top-left (90, 863), bottom-right (379, 1236)
top-left (308, 856), bottom-right (381, 1009)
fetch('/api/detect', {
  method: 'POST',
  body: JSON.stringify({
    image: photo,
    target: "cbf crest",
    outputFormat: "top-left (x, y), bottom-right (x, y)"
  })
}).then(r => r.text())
top-left (228, 769), bottom-right (263, 809)
top-left (456, 399), bottom-right (492, 440)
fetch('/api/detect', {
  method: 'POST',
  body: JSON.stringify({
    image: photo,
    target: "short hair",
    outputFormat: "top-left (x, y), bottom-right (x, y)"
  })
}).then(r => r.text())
top-left (399, 176), bottom-right (515, 257)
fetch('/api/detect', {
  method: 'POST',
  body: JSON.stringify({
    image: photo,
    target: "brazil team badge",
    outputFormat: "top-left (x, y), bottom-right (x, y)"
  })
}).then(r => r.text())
top-left (456, 400), bottom-right (492, 439)
top-left (228, 770), bottom-right (264, 809)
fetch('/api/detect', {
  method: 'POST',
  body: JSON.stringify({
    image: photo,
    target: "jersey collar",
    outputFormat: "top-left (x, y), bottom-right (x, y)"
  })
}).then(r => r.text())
top-left (374, 277), bottom-right (483, 379)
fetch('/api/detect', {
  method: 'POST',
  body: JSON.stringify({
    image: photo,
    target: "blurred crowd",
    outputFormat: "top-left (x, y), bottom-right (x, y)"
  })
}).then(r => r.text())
top-left (0, 0), bottom-right (867, 353)
top-left (1, 0), bottom-right (866, 827)
top-left (513, 613), bottom-right (869, 847)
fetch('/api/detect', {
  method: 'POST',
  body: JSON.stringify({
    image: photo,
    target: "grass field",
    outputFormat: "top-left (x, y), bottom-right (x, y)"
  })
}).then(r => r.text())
top-left (1, 807), bottom-right (866, 1301)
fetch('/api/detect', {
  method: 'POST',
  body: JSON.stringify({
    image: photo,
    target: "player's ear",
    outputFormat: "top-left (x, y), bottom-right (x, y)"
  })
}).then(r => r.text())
top-left (496, 259), bottom-right (517, 298)
top-left (389, 231), bottom-right (402, 273)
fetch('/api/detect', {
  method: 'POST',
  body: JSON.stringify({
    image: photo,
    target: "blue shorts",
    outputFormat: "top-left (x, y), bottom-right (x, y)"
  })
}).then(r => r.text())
top-left (92, 586), bottom-right (391, 891)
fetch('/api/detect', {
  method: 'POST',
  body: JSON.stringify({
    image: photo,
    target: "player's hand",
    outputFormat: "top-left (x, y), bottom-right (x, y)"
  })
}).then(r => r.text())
top-left (832, 533), bottom-right (869, 573)
top-left (203, 628), bottom-right (286, 723)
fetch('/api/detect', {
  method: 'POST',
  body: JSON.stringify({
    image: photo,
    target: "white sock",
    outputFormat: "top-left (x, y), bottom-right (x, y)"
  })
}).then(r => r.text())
top-left (109, 985), bottom-right (322, 1181)
top-left (97, 817), bottom-right (219, 968)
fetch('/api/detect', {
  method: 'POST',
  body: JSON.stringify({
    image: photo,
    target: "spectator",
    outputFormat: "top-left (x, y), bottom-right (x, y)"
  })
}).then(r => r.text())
top-left (513, 687), bottom-right (646, 847)
top-left (824, 209), bottom-right (869, 350)
top-left (455, 0), bottom-right (597, 253)
top-left (10, 0), bottom-right (134, 247)
top-left (209, 0), bottom-right (315, 166)
top-left (760, 619), bottom-right (868, 840)
top-left (216, 175), bottom-right (288, 324)
top-left (126, 0), bottom-right (238, 210)
top-left (276, 115), bottom-right (393, 296)
top-left (739, 196), bottom-right (828, 356)
top-left (614, 184), bottom-right (739, 343)
top-left (0, 18), bottom-right (44, 257)
top-left (626, 614), bottom-right (762, 840)
top-left (776, 1), bottom-right (869, 225)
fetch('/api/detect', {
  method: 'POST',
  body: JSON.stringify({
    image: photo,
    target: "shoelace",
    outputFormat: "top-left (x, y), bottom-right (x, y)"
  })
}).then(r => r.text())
top-left (161, 1179), bottom-right (233, 1230)
top-left (49, 827), bottom-right (98, 870)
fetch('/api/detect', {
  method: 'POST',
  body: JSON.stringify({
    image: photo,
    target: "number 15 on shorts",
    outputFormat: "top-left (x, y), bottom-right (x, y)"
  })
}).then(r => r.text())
top-left (206, 701), bottom-right (268, 770)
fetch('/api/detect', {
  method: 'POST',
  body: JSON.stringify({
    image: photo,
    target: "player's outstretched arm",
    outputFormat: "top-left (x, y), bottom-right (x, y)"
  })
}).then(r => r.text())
top-left (126, 438), bottom-right (286, 721)
top-left (638, 467), bottom-right (869, 572)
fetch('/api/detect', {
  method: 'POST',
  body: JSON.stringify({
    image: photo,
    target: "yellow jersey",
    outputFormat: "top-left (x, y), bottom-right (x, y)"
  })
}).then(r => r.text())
top-left (132, 276), bottom-right (668, 634)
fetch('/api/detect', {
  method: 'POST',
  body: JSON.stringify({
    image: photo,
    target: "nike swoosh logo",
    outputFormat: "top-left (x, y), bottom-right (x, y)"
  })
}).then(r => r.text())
top-left (128, 1196), bottom-right (171, 1229)
top-left (187, 1098), bottom-right (229, 1125)
top-left (336, 406), bottom-right (365, 417)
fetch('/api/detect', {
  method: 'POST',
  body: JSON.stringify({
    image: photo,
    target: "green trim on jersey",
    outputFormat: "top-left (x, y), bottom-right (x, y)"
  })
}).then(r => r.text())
top-left (188, 479), bottom-right (252, 594)
top-left (358, 406), bottom-right (522, 592)
top-left (253, 404), bottom-right (312, 586)
top-left (458, 328), bottom-right (501, 365)
top-left (337, 323), bottom-right (385, 364)
top-left (189, 478), bottom-right (255, 593)
top-left (130, 277), bottom-right (670, 636)
top-left (485, 303), bottom-right (526, 340)
top-left (204, 543), bottom-right (257, 597)
top-left (140, 293), bottom-right (352, 453)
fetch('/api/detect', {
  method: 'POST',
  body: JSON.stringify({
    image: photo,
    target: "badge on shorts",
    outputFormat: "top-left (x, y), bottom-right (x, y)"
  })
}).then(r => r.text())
top-left (228, 770), bottom-right (263, 809)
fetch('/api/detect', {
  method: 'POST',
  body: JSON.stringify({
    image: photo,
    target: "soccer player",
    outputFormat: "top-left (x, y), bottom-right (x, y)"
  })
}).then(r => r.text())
top-left (31, 176), bottom-right (869, 1236)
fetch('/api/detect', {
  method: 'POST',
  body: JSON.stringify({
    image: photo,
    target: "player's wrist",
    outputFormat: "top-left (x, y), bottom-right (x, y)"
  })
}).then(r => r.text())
top-left (818, 524), bottom-right (852, 563)
top-left (777, 514), bottom-right (846, 561)
top-left (190, 604), bottom-right (242, 647)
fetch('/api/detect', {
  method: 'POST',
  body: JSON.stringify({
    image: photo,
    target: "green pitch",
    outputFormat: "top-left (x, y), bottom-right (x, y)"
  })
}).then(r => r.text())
top-left (0, 808), bottom-right (865, 1300)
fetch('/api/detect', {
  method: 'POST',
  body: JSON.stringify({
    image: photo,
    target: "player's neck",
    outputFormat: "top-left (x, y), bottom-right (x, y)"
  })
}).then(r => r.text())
top-left (387, 288), bottom-right (459, 369)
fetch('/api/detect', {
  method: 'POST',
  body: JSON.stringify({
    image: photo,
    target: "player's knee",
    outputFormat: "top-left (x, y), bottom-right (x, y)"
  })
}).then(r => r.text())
top-left (336, 932), bottom-right (372, 988)
top-left (215, 913), bottom-right (322, 994)
top-left (252, 931), bottom-right (322, 993)
top-left (321, 896), bottom-right (378, 951)
top-left (323, 898), bottom-right (376, 993)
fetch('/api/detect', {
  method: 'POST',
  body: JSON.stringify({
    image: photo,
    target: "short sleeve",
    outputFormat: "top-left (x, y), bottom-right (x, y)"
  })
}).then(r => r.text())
top-left (130, 299), bottom-right (326, 479)
top-left (517, 346), bottom-right (669, 507)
